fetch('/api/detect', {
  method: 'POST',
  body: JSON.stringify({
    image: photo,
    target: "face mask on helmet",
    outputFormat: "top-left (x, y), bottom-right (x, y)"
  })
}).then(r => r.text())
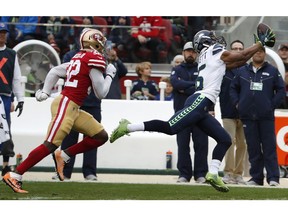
top-left (215, 35), bottom-right (227, 48)
top-left (193, 30), bottom-right (226, 53)
top-left (79, 28), bottom-right (107, 54)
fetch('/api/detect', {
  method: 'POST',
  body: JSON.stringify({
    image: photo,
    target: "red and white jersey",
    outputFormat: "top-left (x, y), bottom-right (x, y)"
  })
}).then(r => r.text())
top-left (131, 16), bottom-right (165, 41)
top-left (61, 50), bottom-right (106, 105)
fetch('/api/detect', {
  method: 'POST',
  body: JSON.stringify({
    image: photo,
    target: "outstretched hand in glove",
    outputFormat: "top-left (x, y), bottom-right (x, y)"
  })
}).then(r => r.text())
top-left (254, 23), bottom-right (276, 48)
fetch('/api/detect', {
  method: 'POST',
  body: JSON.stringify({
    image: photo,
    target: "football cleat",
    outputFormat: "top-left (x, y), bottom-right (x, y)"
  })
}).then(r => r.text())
top-left (1, 165), bottom-right (12, 176)
top-left (205, 172), bottom-right (229, 192)
top-left (2, 172), bottom-right (28, 193)
top-left (52, 150), bottom-right (65, 181)
top-left (109, 119), bottom-right (131, 143)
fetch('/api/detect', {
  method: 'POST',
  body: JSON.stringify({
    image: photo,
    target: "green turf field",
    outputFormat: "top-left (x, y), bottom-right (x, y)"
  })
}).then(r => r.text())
top-left (1, 181), bottom-right (288, 200)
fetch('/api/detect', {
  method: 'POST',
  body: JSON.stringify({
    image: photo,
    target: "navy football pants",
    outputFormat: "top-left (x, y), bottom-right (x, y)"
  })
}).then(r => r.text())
top-left (144, 93), bottom-right (231, 161)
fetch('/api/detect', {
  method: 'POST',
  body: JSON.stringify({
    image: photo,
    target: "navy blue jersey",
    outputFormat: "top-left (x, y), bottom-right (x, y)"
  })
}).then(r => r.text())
top-left (131, 79), bottom-right (159, 100)
top-left (0, 48), bottom-right (16, 95)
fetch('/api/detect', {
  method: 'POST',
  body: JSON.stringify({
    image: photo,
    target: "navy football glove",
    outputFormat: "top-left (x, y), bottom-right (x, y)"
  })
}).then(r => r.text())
top-left (15, 101), bottom-right (24, 117)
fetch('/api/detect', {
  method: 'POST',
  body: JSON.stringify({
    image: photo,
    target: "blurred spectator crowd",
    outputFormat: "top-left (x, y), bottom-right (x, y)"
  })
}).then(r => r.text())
top-left (0, 16), bottom-right (219, 64)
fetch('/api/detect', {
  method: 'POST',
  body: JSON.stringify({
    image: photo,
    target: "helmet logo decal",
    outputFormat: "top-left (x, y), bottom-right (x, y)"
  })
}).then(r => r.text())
top-left (91, 33), bottom-right (103, 41)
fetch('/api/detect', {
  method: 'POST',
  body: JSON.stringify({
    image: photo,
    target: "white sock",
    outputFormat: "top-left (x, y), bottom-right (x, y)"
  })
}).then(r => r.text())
top-left (61, 150), bottom-right (70, 163)
top-left (127, 123), bottom-right (144, 132)
top-left (10, 172), bottom-right (22, 181)
top-left (209, 159), bottom-right (221, 174)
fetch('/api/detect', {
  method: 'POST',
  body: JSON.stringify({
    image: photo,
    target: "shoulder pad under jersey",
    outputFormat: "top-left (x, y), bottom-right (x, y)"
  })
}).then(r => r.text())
top-left (88, 51), bottom-right (106, 72)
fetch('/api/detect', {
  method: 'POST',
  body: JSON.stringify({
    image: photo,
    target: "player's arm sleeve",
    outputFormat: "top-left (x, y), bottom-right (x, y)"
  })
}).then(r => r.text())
top-left (42, 63), bottom-right (68, 95)
top-left (90, 68), bottom-right (112, 99)
top-left (12, 55), bottom-right (24, 102)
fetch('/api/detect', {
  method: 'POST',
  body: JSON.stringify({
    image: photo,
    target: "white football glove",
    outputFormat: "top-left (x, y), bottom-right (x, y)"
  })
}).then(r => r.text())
top-left (35, 89), bottom-right (49, 102)
top-left (106, 63), bottom-right (117, 79)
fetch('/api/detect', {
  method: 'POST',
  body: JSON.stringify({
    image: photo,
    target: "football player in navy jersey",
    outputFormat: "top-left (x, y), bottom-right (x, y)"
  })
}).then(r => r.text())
top-left (2, 28), bottom-right (117, 193)
top-left (110, 29), bottom-right (271, 192)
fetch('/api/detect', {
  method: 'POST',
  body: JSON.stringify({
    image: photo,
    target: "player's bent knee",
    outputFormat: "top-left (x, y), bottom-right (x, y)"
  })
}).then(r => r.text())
top-left (92, 129), bottom-right (109, 143)
top-left (43, 141), bottom-right (59, 153)
top-left (223, 140), bottom-right (232, 148)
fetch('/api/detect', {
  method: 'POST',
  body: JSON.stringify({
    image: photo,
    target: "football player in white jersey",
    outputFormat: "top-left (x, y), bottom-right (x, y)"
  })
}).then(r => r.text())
top-left (110, 29), bottom-right (274, 192)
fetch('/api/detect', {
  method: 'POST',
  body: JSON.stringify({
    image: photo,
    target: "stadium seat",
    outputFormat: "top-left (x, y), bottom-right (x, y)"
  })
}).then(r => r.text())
top-left (135, 46), bottom-right (152, 62)
top-left (71, 16), bottom-right (83, 24)
top-left (93, 17), bottom-right (108, 36)
top-left (115, 18), bottom-right (173, 63)
top-left (158, 19), bottom-right (173, 63)
top-left (133, 18), bottom-right (173, 63)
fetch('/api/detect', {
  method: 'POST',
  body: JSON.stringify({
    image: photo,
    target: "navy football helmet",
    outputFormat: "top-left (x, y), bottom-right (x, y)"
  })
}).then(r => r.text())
top-left (193, 30), bottom-right (227, 53)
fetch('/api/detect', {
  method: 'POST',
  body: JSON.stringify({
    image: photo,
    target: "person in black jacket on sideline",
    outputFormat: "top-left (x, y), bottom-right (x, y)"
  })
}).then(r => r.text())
top-left (230, 46), bottom-right (285, 186)
top-left (170, 42), bottom-right (208, 183)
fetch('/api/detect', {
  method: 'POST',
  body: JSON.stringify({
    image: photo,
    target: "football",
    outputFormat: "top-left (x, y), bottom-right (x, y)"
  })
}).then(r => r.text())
top-left (257, 23), bottom-right (275, 47)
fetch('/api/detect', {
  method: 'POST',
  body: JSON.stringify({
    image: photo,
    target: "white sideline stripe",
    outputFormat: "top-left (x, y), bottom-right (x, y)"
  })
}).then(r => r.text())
top-left (23, 172), bottom-right (288, 188)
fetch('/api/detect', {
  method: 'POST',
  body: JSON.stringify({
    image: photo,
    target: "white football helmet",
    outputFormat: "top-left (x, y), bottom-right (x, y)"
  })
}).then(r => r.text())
top-left (79, 28), bottom-right (107, 53)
